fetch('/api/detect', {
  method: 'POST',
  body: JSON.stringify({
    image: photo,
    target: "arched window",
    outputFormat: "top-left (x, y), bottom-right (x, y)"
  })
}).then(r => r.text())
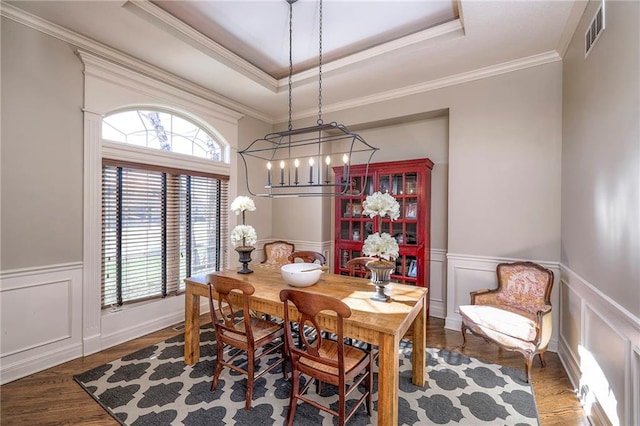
top-left (102, 109), bottom-right (225, 161)
top-left (100, 109), bottom-right (229, 308)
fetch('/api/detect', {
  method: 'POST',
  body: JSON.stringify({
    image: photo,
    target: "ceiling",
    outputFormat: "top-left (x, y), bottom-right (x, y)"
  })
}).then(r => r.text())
top-left (4, 0), bottom-right (583, 123)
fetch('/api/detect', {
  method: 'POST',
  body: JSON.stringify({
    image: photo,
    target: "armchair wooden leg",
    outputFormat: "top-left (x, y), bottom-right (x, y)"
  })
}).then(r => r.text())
top-left (538, 351), bottom-right (547, 367)
top-left (524, 355), bottom-right (534, 383)
top-left (460, 323), bottom-right (468, 348)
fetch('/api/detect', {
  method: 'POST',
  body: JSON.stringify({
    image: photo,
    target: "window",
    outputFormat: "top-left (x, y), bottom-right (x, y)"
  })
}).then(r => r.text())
top-left (101, 110), bottom-right (229, 308)
top-left (103, 109), bottom-right (224, 161)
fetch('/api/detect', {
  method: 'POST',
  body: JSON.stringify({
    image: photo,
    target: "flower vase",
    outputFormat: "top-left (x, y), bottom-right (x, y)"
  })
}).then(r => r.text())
top-left (235, 246), bottom-right (255, 274)
top-left (366, 260), bottom-right (394, 302)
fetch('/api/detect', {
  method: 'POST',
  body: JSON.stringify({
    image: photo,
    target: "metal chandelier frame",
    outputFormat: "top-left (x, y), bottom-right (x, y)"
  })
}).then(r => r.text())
top-left (238, 0), bottom-right (378, 198)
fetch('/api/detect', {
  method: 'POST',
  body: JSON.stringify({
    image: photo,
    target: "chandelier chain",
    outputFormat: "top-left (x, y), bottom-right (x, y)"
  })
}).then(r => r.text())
top-left (317, 0), bottom-right (323, 125)
top-left (288, 0), bottom-right (294, 131)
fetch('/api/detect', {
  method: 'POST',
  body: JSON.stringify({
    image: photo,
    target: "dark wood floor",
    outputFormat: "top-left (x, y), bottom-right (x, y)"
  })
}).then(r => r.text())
top-left (1, 316), bottom-right (588, 425)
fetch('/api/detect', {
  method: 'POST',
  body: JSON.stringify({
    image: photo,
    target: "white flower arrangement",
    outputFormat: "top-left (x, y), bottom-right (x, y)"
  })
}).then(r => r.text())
top-left (362, 191), bottom-right (400, 220)
top-left (230, 196), bottom-right (256, 215)
top-left (230, 196), bottom-right (257, 247)
top-left (361, 191), bottom-right (400, 263)
top-left (231, 224), bottom-right (257, 247)
top-left (362, 232), bottom-right (399, 261)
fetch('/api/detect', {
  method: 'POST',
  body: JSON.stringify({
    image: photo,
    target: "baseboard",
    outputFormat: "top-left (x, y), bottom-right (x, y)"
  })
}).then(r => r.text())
top-left (1, 343), bottom-right (83, 385)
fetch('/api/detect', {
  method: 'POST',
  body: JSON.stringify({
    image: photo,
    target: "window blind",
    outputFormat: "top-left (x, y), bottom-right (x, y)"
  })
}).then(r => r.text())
top-left (102, 161), bottom-right (228, 308)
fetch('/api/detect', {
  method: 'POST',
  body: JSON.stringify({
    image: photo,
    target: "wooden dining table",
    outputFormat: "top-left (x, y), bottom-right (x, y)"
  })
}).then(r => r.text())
top-left (184, 264), bottom-right (428, 426)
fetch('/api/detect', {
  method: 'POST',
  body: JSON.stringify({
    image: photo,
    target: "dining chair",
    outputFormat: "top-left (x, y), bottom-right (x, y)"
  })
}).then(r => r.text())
top-left (345, 256), bottom-right (376, 279)
top-left (261, 240), bottom-right (295, 267)
top-left (207, 274), bottom-right (288, 410)
top-left (287, 250), bottom-right (326, 265)
top-left (459, 261), bottom-right (554, 382)
top-left (279, 288), bottom-right (373, 426)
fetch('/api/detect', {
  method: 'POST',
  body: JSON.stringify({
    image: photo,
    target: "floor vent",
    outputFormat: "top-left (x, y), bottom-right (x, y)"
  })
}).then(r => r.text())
top-left (585, 1), bottom-right (605, 58)
top-left (172, 323), bottom-right (186, 332)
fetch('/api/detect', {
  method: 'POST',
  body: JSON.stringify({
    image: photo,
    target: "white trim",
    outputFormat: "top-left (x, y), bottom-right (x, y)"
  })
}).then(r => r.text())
top-left (0, 2), bottom-right (269, 123)
top-left (102, 141), bottom-right (231, 177)
top-left (280, 51), bottom-right (562, 122)
top-left (0, 262), bottom-right (83, 279)
top-left (558, 263), bottom-right (640, 426)
top-left (126, 1), bottom-right (464, 92)
top-left (0, 264), bottom-right (83, 385)
top-left (123, 0), bottom-right (278, 92)
top-left (2, 2), bottom-right (563, 124)
top-left (79, 49), bottom-right (240, 359)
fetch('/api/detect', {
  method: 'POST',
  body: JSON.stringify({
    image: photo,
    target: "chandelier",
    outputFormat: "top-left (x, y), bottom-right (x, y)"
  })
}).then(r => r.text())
top-left (238, 0), bottom-right (378, 198)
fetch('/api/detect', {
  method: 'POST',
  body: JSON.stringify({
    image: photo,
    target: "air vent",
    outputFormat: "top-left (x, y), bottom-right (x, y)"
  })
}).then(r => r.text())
top-left (585, 1), bottom-right (605, 57)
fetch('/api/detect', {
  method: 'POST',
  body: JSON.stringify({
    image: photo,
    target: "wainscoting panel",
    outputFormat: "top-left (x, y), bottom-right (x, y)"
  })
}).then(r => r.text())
top-left (444, 254), bottom-right (560, 352)
top-left (429, 249), bottom-right (447, 318)
top-left (0, 263), bottom-right (83, 385)
top-left (559, 264), bottom-right (640, 426)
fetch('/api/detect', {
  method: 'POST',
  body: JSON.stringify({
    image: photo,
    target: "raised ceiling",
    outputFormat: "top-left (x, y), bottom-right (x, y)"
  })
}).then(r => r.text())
top-left (3, 0), bottom-right (584, 122)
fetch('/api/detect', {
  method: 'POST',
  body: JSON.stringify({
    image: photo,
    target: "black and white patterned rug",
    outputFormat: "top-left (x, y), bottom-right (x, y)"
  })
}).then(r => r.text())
top-left (74, 325), bottom-right (539, 425)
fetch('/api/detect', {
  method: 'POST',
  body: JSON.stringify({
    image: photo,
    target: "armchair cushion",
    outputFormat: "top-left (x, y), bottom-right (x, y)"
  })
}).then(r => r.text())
top-left (459, 305), bottom-right (538, 346)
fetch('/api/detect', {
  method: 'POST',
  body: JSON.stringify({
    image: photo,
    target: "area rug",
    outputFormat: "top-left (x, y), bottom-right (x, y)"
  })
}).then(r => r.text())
top-left (74, 325), bottom-right (539, 425)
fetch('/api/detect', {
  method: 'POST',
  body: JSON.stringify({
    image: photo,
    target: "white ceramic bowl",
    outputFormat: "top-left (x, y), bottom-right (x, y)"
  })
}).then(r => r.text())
top-left (280, 263), bottom-right (323, 287)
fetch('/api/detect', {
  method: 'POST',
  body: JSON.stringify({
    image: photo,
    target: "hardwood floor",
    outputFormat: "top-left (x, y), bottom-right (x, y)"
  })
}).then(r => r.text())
top-left (1, 316), bottom-right (588, 425)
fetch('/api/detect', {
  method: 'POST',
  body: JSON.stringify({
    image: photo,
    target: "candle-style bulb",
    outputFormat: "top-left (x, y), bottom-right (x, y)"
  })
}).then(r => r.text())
top-left (308, 158), bottom-right (314, 184)
top-left (324, 156), bottom-right (331, 183)
top-left (266, 161), bottom-right (272, 187)
top-left (279, 160), bottom-right (285, 185)
top-left (341, 154), bottom-right (348, 185)
top-left (294, 159), bottom-right (300, 185)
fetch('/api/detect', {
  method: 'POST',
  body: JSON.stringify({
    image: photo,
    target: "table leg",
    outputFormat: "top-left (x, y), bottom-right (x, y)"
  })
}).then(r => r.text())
top-left (412, 295), bottom-right (426, 386)
top-left (184, 283), bottom-right (201, 365)
top-left (377, 332), bottom-right (400, 426)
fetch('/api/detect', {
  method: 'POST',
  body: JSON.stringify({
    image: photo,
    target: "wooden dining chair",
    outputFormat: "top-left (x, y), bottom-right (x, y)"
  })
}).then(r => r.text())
top-left (287, 250), bottom-right (326, 265)
top-left (345, 256), bottom-right (376, 279)
top-left (207, 274), bottom-right (287, 410)
top-left (279, 289), bottom-right (373, 426)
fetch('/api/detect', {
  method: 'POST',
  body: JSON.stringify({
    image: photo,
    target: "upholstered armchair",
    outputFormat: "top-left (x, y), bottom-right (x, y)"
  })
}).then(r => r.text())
top-left (459, 261), bottom-right (554, 382)
top-left (261, 240), bottom-right (295, 267)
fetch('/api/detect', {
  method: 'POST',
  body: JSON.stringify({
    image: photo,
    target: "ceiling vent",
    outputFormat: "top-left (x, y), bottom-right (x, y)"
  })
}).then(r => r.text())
top-left (585, 1), bottom-right (605, 57)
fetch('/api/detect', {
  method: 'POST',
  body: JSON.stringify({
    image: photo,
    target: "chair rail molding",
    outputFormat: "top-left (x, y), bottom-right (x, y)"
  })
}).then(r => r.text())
top-left (444, 253), bottom-right (560, 352)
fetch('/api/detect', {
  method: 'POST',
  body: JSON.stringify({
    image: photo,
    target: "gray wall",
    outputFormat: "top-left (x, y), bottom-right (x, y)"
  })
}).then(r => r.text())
top-left (562, 0), bottom-right (640, 317)
top-left (1, 18), bottom-right (84, 270)
top-left (279, 61), bottom-right (563, 263)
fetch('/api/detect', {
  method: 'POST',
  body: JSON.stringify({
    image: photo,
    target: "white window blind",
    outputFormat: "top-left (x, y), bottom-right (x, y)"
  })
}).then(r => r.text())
top-left (102, 160), bottom-right (228, 308)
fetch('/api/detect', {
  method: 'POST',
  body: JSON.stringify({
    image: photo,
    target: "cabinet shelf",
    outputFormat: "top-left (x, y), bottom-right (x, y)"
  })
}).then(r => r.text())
top-left (333, 158), bottom-right (433, 310)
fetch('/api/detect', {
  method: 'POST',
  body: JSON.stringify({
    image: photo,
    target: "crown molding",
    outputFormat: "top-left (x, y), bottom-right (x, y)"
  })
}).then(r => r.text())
top-left (290, 19), bottom-right (465, 88)
top-left (556, 0), bottom-right (588, 58)
top-left (123, 0), bottom-right (279, 93)
top-left (280, 50), bottom-right (562, 123)
top-left (0, 2), bottom-right (274, 124)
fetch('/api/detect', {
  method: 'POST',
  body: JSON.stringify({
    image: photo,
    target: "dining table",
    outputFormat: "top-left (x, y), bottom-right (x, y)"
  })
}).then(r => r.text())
top-left (183, 264), bottom-right (428, 426)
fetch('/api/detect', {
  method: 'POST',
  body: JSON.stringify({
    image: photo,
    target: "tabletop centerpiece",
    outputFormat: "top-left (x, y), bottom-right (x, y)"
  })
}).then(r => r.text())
top-left (362, 191), bottom-right (400, 302)
top-left (230, 196), bottom-right (257, 274)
